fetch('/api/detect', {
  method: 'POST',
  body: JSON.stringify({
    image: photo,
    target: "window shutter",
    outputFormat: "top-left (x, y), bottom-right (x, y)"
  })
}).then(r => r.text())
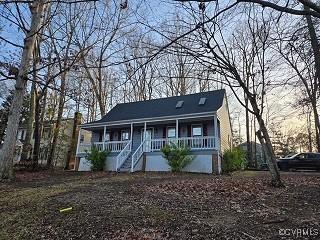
top-left (110, 131), bottom-right (113, 141)
top-left (163, 127), bottom-right (166, 138)
top-left (187, 125), bottom-right (191, 137)
top-left (118, 131), bottom-right (121, 141)
top-left (203, 124), bottom-right (207, 136)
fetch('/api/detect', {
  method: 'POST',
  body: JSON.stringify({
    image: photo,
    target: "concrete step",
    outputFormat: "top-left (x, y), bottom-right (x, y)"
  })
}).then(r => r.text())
top-left (119, 167), bottom-right (130, 172)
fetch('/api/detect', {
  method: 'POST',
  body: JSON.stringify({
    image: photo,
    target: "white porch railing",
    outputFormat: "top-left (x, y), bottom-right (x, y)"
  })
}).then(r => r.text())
top-left (104, 140), bottom-right (130, 152)
top-left (131, 139), bottom-right (145, 172)
top-left (116, 140), bottom-right (132, 170)
top-left (150, 136), bottom-right (217, 151)
top-left (77, 143), bottom-right (92, 154)
top-left (77, 140), bottom-right (131, 154)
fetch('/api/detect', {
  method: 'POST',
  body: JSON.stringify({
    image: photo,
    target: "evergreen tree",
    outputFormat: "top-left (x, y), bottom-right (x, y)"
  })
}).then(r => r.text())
top-left (0, 91), bottom-right (29, 143)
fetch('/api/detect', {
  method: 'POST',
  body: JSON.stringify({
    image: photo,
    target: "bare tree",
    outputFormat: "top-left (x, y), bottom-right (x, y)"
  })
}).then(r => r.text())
top-left (175, 0), bottom-right (320, 18)
top-left (276, 12), bottom-right (320, 151)
top-left (78, 0), bottom-right (134, 116)
top-left (163, 3), bottom-right (283, 185)
top-left (0, 0), bottom-right (49, 179)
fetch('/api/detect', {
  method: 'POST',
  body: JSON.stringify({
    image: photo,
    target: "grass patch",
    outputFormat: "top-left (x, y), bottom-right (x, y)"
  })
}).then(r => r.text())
top-left (143, 206), bottom-right (173, 222)
top-left (0, 183), bottom-right (78, 240)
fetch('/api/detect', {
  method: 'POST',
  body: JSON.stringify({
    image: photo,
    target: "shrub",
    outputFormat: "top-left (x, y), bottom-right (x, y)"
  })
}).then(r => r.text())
top-left (86, 146), bottom-right (110, 171)
top-left (222, 147), bottom-right (246, 173)
top-left (161, 143), bottom-right (194, 172)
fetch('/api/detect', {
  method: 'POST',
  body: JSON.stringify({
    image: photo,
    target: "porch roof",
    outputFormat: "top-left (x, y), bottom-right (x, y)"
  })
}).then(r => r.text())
top-left (81, 89), bottom-right (225, 128)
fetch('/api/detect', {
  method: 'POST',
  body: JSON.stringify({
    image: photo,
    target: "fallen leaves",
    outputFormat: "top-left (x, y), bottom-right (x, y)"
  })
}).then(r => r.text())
top-left (1, 171), bottom-right (320, 239)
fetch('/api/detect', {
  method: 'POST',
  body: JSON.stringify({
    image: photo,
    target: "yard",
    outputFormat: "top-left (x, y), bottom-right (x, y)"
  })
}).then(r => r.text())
top-left (1, 171), bottom-right (320, 240)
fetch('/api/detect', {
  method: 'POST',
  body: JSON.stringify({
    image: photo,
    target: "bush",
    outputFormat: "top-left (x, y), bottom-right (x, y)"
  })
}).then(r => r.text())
top-left (86, 146), bottom-right (110, 171)
top-left (161, 143), bottom-right (194, 172)
top-left (222, 147), bottom-right (246, 173)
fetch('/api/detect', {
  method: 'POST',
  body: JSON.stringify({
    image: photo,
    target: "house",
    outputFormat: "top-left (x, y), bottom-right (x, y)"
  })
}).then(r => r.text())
top-left (16, 118), bottom-right (76, 167)
top-left (76, 89), bottom-right (232, 174)
top-left (238, 141), bottom-right (268, 169)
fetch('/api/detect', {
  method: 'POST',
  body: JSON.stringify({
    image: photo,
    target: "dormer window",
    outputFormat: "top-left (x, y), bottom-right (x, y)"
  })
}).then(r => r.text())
top-left (199, 97), bottom-right (206, 105)
top-left (176, 100), bottom-right (184, 108)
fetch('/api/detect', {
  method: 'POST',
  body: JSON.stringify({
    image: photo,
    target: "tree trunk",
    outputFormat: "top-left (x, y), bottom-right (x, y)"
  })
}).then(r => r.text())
top-left (254, 119), bottom-right (258, 168)
top-left (22, 50), bottom-right (38, 163)
top-left (47, 72), bottom-right (66, 167)
top-left (0, 1), bottom-right (48, 180)
top-left (252, 100), bottom-right (283, 187)
top-left (311, 99), bottom-right (320, 152)
top-left (21, 81), bottom-right (36, 161)
top-left (245, 96), bottom-right (252, 168)
top-left (307, 111), bottom-right (313, 152)
top-left (305, 7), bottom-right (320, 151)
top-left (65, 112), bottom-right (82, 170)
top-left (32, 94), bottom-right (41, 169)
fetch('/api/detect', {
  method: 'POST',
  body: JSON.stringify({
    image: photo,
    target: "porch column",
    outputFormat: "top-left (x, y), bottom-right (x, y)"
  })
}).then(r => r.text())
top-left (76, 127), bottom-right (82, 154)
top-left (103, 125), bottom-right (106, 150)
top-left (130, 123), bottom-right (133, 150)
top-left (144, 122), bottom-right (147, 140)
top-left (176, 119), bottom-right (179, 140)
top-left (213, 115), bottom-right (221, 174)
top-left (213, 115), bottom-right (218, 149)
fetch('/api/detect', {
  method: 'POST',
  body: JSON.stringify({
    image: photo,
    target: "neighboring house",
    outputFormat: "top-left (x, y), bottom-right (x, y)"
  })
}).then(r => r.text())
top-left (76, 89), bottom-right (233, 174)
top-left (16, 118), bottom-right (75, 167)
top-left (238, 141), bottom-right (268, 169)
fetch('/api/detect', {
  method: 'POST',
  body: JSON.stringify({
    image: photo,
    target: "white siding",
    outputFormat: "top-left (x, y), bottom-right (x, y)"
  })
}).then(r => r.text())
top-left (78, 155), bottom-right (117, 171)
top-left (145, 153), bottom-right (214, 174)
top-left (217, 96), bottom-right (233, 152)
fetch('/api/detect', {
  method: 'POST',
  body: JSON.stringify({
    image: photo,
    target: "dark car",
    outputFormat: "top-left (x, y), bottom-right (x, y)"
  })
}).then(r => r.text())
top-left (277, 153), bottom-right (320, 171)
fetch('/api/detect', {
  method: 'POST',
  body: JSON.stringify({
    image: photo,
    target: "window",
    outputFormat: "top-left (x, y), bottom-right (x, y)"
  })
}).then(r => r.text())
top-left (121, 130), bottom-right (129, 140)
top-left (308, 153), bottom-right (320, 159)
top-left (176, 100), bottom-right (184, 108)
top-left (298, 154), bottom-right (307, 159)
top-left (192, 125), bottom-right (202, 137)
top-left (199, 97), bottom-right (207, 105)
top-left (80, 134), bottom-right (84, 143)
top-left (104, 132), bottom-right (110, 141)
top-left (167, 127), bottom-right (176, 138)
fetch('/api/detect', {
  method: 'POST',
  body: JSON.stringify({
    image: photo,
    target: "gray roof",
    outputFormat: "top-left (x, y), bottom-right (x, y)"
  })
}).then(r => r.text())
top-left (87, 89), bottom-right (226, 124)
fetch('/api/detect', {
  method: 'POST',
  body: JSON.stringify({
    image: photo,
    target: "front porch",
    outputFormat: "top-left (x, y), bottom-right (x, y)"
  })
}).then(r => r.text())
top-left (76, 116), bottom-right (221, 173)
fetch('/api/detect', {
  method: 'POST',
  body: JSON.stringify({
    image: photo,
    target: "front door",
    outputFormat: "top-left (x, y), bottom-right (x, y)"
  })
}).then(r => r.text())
top-left (141, 129), bottom-right (153, 152)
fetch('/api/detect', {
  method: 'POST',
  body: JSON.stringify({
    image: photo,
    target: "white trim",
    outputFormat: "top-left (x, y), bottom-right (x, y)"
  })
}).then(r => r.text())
top-left (80, 112), bottom-right (217, 128)
top-left (130, 123), bottom-right (133, 148)
top-left (103, 126), bottom-right (106, 150)
top-left (176, 119), bottom-right (179, 139)
top-left (213, 115), bottom-right (219, 150)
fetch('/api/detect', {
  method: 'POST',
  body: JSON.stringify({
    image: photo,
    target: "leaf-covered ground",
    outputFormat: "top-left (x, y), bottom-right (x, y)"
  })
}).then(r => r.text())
top-left (1, 171), bottom-right (320, 240)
